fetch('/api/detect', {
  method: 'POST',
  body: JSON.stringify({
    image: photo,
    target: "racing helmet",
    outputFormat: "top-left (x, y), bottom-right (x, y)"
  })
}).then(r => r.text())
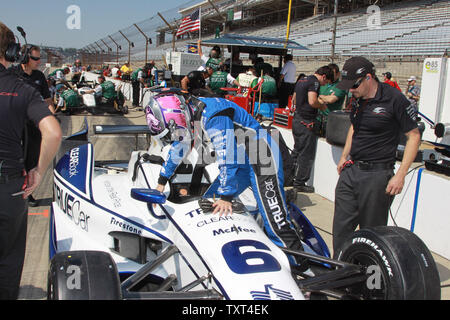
top-left (145, 93), bottom-right (193, 142)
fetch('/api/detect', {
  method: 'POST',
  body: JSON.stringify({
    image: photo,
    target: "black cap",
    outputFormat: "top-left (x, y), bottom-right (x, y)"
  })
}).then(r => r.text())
top-left (337, 56), bottom-right (375, 90)
top-left (382, 72), bottom-right (392, 79)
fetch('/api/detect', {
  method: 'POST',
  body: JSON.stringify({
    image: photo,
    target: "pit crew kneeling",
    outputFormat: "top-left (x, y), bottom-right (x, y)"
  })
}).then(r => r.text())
top-left (146, 91), bottom-right (305, 267)
top-left (79, 75), bottom-right (124, 108)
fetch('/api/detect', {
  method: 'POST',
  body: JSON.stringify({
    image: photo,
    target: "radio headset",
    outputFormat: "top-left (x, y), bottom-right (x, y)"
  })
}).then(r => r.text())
top-left (3, 26), bottom-right (29, 63)
top-left (4, 37), bottom-right (21, 63)
top-left (16, 26), bottom-right (30, 65)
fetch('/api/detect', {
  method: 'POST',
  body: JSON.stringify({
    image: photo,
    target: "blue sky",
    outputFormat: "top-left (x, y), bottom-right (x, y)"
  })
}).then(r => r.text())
top-left (1, 0), bottom-right (193, 48)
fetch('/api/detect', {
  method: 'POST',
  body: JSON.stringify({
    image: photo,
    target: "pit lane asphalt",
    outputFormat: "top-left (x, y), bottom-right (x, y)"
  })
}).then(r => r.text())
top-left (18, 108), bottom-right (450, 300)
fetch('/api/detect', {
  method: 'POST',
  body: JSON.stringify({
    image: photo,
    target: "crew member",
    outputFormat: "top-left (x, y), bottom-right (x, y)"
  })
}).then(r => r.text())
top-left (197, 39), bottom-right (221, 72)
top-left (317, 63), bottom-right (347, 136)
top-left (56, 85), bottom-right (81, 112)
top-left (131, 63), bottom-right (151, 107)
top-left (277, 54), bottom-right (296, 108)
top-left (208, 63), bottom-right (236, 97)
top-left (71, 59), bottom-right (82, 83)
top-left (258, 69), bottom-right (277, 100)
top-left (382, 72), bottom-right (401, 91)
top-left (0, 22), bottom-right (62, 299)
top-left (120, 61), bottom-right (132, 81)
top-left (291, 66), bottom-right (332, 193)
top-left (405, 75), bottom-right (420, 115)
top-left (9, 45), bottom-right (55, 206)
top-left (80, 75), bottom-right (124, 111)
top-left (254, 57), bottom-right (273, 77)
top-left (48, 66), bottom-right (71, 90)
top-left (332, 57), bottom-right (421, 258)
top-left (181, 67), bottom-right (213, 95)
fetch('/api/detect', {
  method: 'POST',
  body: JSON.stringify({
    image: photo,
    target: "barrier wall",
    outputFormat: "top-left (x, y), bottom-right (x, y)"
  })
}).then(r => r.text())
top-left (278, 128), bottom-right (450, 260)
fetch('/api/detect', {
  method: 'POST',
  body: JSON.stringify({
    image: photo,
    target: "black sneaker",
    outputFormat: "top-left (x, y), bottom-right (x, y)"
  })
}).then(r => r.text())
top-left (294, 185), bottom-right (315, 193)
top-left (28, 195), bottom-right (38, 207)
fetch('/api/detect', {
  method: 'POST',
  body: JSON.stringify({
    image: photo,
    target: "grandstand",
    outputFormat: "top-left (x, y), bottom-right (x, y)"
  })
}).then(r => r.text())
top-left (160, 0), bottom-right (450, 59)
top-left (78, 0), bottom-right (450, 88)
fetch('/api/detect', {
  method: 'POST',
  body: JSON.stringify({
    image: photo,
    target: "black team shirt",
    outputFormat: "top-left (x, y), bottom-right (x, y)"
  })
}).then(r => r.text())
top-left (0, 65), bottom-right (52, 173)
top-left (349, 82), bottom-right (418, 163)
top-left (293, 75), bottom-right (321, 121)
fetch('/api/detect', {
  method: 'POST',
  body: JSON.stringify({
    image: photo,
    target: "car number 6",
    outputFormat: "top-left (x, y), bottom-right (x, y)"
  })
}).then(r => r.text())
top-left (221, 239), bottom-right (281, 274)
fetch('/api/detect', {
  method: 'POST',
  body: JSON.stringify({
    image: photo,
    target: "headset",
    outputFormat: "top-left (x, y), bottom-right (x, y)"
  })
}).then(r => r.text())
top-left (4, 39), bottom-right (21, 63)
top-left (19, 44), bottom-right (32, 64)
top-left (2, 26), bottom-right (27, 63)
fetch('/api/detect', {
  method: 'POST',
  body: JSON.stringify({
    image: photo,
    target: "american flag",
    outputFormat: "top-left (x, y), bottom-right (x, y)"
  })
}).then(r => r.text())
top-left (176, 9), bottom-right (200, 37)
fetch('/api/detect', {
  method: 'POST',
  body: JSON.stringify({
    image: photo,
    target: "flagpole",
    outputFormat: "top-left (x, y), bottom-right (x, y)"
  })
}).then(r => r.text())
top-left (199, 6), bottom-right (202, 42)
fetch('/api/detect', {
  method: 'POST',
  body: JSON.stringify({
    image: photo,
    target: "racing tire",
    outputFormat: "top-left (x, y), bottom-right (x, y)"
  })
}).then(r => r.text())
top-left (337, 226), bottom-right (441, 300)
top-left (47, 250), bottom-right (122, 300)
top-left (325, 110), bottom-right (351, 147)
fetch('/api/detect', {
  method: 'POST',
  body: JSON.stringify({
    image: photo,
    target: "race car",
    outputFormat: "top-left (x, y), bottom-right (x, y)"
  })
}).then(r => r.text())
top-left (47, 93), bottom-right (441, 300)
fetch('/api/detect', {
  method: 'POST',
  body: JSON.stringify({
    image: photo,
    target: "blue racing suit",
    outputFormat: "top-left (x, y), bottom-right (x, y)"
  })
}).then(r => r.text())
top-left (157, 98), bottom-right (303, 262)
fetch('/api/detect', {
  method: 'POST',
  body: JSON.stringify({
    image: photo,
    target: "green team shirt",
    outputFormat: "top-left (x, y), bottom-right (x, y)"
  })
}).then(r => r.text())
top-left (318, 80), bottom-right (346, 118)
top-left (61, 89), bottom-right (80, 107)
top-left (206, 58), bottom-right (221, 71)
top-left (100, 81), bottom-right (117, 99)
top-left (49, 69), bottom-right (63, 77)
top-left (131, 68), bottom-right (142, 81)
top-left (209, 71), bottom-right (228, 94)
top-left (260, 75), bottom-right (277, 97)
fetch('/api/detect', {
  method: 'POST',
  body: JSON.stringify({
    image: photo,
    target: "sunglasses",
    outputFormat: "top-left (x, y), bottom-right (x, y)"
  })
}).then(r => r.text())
top-left (30, 55), bottom-right (41, 61)
top-left (351, 76), bottom-right (366, 89)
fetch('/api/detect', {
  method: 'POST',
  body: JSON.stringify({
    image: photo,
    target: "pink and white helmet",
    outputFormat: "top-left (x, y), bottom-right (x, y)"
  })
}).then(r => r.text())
top-left (145, 93), bottom-right (192, 141)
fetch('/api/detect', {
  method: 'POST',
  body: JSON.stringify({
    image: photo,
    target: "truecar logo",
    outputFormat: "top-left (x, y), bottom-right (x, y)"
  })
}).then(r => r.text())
top-left (66, 5), bottom-right (81, 30)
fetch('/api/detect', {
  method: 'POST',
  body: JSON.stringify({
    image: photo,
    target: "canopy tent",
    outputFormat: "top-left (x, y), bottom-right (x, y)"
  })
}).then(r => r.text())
top-left (198, 33), bottom-right (308, 56)
top-left (198, 33), bottom-right (308, 75)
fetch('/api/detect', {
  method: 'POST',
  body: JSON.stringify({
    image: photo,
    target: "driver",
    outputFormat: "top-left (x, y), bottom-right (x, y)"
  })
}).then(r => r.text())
top-left (147, 90), bottom-right (305, 267)
top-left (145, 92), bottom-right (194, 197)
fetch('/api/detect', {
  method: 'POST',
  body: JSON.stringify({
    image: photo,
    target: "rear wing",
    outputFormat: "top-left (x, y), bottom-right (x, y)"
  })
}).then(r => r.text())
top-left (93, 124), bottom-right (151, 151)
top-left (93, 124), bottom-right (151, 135)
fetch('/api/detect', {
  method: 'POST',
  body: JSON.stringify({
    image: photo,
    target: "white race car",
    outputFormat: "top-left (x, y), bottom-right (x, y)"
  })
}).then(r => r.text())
top-left (48, 113), bottom-right (441, 300)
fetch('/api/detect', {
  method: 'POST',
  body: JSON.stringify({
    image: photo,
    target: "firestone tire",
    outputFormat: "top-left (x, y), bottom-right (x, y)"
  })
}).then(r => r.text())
top-left (47, 250), bottom-right (122, 300)
top-left (337, 226), bottom-right (441, 300)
